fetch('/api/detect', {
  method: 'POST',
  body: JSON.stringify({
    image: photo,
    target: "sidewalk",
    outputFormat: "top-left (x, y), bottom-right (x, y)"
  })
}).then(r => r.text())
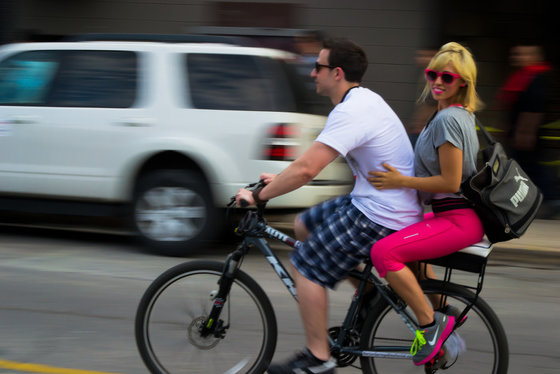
top-left (491, 219), bottom-right (560, 265)
top-left (493, 219), bottom-right (560, 252)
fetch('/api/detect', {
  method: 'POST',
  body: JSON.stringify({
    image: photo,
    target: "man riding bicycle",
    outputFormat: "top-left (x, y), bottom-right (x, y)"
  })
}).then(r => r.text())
top-left (236, 37), bottom-right (422, 374)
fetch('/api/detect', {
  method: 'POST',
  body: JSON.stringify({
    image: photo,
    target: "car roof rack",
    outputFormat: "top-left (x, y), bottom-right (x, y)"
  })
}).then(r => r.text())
top-left (63, 33), bottom-right (258, 46)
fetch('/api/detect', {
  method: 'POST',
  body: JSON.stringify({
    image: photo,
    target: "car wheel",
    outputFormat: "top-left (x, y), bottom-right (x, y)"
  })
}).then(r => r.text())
top-left (132, 170), bottom-right (215, 256)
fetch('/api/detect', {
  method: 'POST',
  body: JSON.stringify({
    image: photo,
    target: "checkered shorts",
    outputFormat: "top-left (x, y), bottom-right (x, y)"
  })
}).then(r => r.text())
top-left (291, 195), bottom-right (395, 289)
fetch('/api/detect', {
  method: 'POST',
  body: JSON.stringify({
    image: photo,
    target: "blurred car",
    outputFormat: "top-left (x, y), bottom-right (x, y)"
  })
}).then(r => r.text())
top-left (0, 34), bottom-right (352, 255)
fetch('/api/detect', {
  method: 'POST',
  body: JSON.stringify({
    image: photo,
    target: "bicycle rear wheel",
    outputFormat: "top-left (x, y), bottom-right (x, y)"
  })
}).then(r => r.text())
top-left (135, 260), bottom-right (277, 374)
top-left (360, 280), bottom-right (508, 374)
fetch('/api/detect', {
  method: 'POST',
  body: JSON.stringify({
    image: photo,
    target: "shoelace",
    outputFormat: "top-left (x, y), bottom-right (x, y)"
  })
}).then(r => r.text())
top-left (410, 329), bottom-right (426, 355)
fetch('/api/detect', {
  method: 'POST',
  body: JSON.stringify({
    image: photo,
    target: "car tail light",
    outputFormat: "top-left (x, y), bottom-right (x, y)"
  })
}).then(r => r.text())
top-left (262, 123), bottom-right (301, 161)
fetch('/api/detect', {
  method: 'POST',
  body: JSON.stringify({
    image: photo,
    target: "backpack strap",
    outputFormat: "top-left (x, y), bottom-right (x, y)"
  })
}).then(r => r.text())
top-left (475, 118), bottom-right (496, 146)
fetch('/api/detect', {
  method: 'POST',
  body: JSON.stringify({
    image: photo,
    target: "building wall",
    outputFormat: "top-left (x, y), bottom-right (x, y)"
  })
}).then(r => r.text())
top-left (11, 0), bottom-right (439, 126)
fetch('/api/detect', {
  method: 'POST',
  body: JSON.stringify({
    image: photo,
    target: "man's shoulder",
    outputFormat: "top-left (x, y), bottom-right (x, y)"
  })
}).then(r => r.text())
top-left (343, 87), bottom-right (394, 113)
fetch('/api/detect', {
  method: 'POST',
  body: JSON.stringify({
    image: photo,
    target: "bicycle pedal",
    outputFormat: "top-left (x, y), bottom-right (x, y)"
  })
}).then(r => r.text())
top-left (327, 326), bottom-right (359, 367)
top-left (424, 349), bottom-right (447, 371)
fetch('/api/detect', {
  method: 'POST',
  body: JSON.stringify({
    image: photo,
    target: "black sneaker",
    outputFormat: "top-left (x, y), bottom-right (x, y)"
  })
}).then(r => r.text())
top-left (267, 348), bottom-right (336, 374)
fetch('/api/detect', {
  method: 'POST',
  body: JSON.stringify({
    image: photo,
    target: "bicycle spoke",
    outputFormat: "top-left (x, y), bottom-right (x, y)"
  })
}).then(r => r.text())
top-left (136, 261), bottom-right (277, 374)
top-left (359, 282), bottom-right (508, 374)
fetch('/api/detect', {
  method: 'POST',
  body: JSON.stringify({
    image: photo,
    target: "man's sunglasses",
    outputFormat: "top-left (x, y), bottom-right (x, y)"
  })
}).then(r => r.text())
top-left (314, 62), bottom-right (336, 72)
top-left (424, 69), bottom-right (462, 84)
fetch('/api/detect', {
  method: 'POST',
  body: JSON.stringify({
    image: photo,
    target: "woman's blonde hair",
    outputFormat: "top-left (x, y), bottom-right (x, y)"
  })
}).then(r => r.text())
top-left (420, 42), bottom-right (484, 112)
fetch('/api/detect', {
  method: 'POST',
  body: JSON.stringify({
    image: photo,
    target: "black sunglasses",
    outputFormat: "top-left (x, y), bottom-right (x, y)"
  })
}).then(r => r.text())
top-left (314, 62), bottom-right (336, 72)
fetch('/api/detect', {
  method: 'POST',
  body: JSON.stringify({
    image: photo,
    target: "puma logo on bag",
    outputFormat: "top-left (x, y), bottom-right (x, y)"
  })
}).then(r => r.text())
top-left (510, 168), bottom-right (529, 208)
top-left (513, 170), bottom-right (529, 183)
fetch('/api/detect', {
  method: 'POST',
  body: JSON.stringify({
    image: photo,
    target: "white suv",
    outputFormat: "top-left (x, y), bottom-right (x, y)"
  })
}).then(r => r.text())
top-left (0, 35), bottom-right (352, 255)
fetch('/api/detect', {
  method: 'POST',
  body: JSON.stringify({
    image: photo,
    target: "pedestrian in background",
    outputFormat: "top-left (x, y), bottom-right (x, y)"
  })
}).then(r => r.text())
top-left (406, 48), bottom-right (438, 148)
top-left (497, 43), bottom-right (558, 216)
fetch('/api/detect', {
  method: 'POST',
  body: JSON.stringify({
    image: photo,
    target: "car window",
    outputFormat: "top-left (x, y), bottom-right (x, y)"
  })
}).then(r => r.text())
top-left (48, 50), bottom-right (137, 108)
top-left (186, 53), bottom-right (277, 111)
top-left (0, 50), bottom-right (60, 105)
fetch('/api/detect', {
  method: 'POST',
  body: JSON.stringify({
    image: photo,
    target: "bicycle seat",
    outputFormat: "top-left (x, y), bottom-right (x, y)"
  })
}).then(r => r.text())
top-left (456, 237), bottom-right (493, 258)
top-left (424, 237), bottom-right (494, 273)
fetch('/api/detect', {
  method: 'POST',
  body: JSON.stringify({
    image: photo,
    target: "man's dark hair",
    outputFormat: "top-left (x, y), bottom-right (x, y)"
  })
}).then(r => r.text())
top-left (323, 38), bottom-right (368, 83)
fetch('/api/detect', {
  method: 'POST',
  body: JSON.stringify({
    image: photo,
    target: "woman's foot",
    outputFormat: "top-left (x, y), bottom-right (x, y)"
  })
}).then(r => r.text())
top-left (411, 312), bottom-right (455, 365)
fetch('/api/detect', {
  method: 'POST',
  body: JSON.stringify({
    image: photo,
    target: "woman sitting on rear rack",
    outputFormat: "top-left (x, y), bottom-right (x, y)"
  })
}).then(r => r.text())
top-left (367, 41), bottom-right (484, 366)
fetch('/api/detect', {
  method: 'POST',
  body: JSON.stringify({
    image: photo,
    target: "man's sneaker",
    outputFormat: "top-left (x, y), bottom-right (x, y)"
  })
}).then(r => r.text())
top-left (267, 348), bottom-right (336, 374)
top-left (410, 312), bottom-right (455, 366)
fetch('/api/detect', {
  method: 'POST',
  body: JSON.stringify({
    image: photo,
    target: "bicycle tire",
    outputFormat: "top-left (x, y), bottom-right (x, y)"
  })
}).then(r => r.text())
top-left (135, 260), bottom-right (278, 374)
top-left (359, 280), bottom-right (508, 374)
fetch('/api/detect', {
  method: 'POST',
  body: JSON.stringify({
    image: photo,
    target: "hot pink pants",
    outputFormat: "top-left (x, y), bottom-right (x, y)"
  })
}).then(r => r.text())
top-left (370, 209), bottom-right (484, 277)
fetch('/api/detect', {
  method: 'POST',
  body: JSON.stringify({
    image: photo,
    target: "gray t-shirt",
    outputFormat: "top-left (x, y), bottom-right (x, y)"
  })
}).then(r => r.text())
top-left (414, 106), bottom-right (479, 203)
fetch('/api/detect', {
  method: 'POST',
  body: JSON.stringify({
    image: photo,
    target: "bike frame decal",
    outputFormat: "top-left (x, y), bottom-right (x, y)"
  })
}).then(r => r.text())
top-left (265, 255), bottom-right (297, 299)
top-left (264, 225), bottom-right (301, 248)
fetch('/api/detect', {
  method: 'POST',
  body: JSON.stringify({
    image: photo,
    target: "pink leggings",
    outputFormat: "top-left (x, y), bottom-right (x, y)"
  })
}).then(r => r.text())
top-left (370, 209), bottom-right (484, 277)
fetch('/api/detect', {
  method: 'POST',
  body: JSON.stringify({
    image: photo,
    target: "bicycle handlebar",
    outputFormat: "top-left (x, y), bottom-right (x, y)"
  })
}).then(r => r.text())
top-left (227, 179), bottom-right (268, 208)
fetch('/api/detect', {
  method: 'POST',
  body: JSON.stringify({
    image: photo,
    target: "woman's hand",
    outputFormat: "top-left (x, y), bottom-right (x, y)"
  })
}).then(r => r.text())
top-left (368, 162), bottom-right (404, 190)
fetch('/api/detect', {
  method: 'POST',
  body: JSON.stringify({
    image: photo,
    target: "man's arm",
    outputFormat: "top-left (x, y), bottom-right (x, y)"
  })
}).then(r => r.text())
top-left (236, 142), bottom-right (339, 205)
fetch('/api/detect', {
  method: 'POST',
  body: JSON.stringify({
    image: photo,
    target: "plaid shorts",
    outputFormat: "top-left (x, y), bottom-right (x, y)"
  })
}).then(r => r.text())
top-left (291, 195), bottom-right (395, 289)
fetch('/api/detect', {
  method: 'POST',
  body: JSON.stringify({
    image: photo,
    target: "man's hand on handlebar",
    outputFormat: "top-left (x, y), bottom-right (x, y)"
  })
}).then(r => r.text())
top-left (235, 175), bottom-right (276, 207)
top-left (235, 188), bottom-right (255, 207)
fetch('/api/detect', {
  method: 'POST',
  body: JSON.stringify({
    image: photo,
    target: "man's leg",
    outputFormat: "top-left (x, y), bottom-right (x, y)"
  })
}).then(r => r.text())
top-left (294, 216), bottom-right (330, 358)
top-left (294, 214), bottom-right (310, 241)
top-left (292, 266), bottom-right (330, 361)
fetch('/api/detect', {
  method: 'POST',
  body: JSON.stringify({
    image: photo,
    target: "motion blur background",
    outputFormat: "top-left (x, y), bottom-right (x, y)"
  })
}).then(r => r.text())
top-left (1, 0), bottom-right (558, 125)
top-left (1, 0), bottom-right (559, 217)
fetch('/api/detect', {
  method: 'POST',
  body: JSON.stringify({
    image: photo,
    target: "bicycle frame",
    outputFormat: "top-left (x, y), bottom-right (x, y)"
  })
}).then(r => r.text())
top-left (211, 209), bottom-right (418, 360)
top-left (206, 204), bottom-right (491, 363)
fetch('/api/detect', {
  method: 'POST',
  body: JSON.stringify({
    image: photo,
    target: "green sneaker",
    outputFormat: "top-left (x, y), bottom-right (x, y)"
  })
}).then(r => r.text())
top-left (411, 312), bottom-right (455, 366)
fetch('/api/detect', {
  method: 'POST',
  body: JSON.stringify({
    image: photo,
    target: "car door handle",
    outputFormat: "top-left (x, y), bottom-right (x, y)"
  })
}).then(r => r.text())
top-left (116, 118), bottom-right (154, 127)
top-left (11, 115), bottom-right (39, 124)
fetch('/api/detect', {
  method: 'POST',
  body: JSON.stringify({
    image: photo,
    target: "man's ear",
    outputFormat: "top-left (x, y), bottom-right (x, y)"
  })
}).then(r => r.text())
top-left (335, 67), bottom-right (344, 81)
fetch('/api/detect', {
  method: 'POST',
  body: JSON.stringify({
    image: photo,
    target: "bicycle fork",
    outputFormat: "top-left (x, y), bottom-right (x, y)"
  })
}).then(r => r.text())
top-left (199, 245), bottom-right (247, 338)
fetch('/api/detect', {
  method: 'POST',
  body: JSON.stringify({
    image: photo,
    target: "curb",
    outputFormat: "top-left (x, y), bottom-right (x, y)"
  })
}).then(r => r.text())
top-left (490, 245), bottom-right (560, 267)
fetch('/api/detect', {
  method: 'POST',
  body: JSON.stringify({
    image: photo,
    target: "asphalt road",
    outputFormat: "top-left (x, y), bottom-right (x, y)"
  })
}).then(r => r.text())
top-left (0, 225), bottom-right (559, 374)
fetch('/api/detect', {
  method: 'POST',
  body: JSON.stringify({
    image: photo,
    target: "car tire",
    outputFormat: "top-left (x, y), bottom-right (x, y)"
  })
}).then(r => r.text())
top-left (132, 169), bottom-right (216, 256)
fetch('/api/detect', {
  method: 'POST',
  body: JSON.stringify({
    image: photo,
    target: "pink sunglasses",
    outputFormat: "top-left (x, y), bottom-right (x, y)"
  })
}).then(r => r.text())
top-left (425, 69), bottom-right (462, 84)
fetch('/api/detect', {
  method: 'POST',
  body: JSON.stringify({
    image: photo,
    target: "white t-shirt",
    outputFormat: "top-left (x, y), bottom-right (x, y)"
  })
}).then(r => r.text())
top-left (316, 87), bottom-right (422, 230)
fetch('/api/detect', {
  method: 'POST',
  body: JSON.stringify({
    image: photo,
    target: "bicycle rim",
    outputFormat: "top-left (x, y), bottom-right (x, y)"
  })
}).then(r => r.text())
top-left (135, 261), bottom-right (277, 374)
top-left (360, 281), bottom-right (508, 374)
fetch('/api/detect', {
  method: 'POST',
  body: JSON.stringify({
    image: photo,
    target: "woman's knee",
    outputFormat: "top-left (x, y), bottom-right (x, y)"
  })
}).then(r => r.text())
top-left (370, 240), bottom-right (392, 275)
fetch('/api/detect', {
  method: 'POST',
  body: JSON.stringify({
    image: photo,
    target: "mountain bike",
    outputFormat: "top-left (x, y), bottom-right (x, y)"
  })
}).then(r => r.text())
top-left (135, 182), bottom-right (509, 374)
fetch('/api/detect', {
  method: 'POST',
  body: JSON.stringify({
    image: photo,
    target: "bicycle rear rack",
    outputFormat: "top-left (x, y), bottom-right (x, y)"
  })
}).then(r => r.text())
top-left (421, 239), bottom-right (494, 320)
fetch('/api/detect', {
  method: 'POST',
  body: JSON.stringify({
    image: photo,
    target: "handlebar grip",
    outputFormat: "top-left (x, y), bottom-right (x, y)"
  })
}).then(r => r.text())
top-left (239, 198), bottom-right (250, 208)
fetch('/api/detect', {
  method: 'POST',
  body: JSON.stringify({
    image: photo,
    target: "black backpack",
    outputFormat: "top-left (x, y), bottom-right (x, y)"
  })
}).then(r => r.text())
top-left (461, 121), bottom-right (543, 243)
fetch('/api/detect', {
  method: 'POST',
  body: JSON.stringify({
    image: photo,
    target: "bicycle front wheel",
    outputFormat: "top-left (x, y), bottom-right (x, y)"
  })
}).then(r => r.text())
top-left (135, 260), bottom-right (277, 374)
top-left (360, 280), bottom-right (508, 374)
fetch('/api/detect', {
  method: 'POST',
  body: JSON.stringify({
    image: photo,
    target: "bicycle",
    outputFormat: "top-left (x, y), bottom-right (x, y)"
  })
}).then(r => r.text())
top-left (135, 181), bottom-right (509, 374)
